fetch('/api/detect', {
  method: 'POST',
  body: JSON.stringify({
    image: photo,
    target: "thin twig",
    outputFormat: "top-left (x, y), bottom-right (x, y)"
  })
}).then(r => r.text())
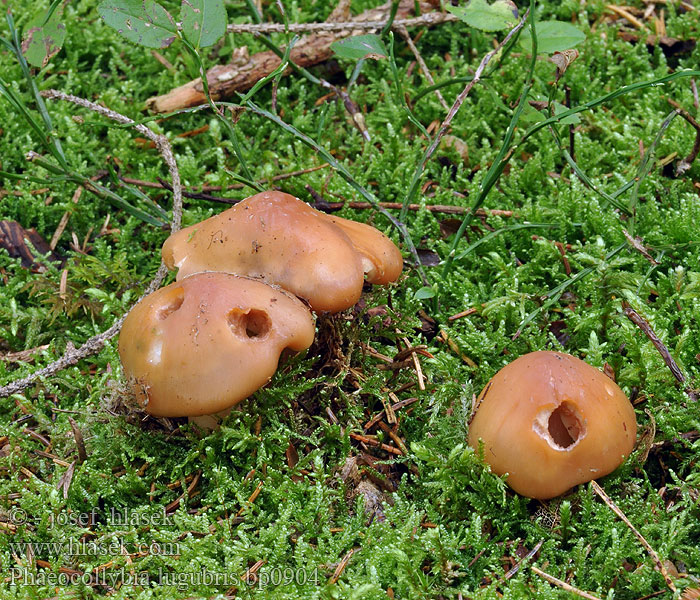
top-left (41, 90), bottom-right (183, 233)
top-left (501, 539), bottom-right (543, 581)
top-left (123, 178), bottom-right (516, 217)
top-left (606, 4), bottom-right (645, 29)
top-left (0, 91), bottom-right (183, 399)
top-left (312, 200), bottom-right (515, 216)
top-left (448, 307), bottom-right (477, 321)
top-left (555, 241), bottom-right (571, 276)
top-left (621, 301), bottom-right (685, 383)
top-left (395, 24), bottom-right (449, 111)
top-left (122, 163), bottom-right (329, 193)
top-left (402, 336), bottom-right (426, 391)
top-left (165, 470), bottom-right (202, 514)
top-left (377, 421), bottom-right (408, 454)
top-left (402, 6), bottom-right (530, 220)
top-left (328, 548), bottom-right (359, 585)
top-left (0, 305), bottom-right (125, 400)
top-left (227, 11), bottom-right (457, 34)
top-left (241, 559), bottom-right (266, 584)
top-left (437, 329), bottom-right (477, 367)
top-left (349, 432), bottom-right (402, 455)
top-left (666, 98), bottom-right (700, 175)
top-left (235, 480), bottom-right (264, 518)
top-left (67, 416), bottom-right (88, 465)
top-left (622, 229), bottom-right (659, 265)
top-left (531, 566), bottom-right (603, 600)
top-left (364, 397), bottom-right (419, 430)
top-left (380, 393), bottom-right (398, 424)
top-left (591, 480), bottom-right (677, 593)
top-left (50, 185), bottom-right (83, 250)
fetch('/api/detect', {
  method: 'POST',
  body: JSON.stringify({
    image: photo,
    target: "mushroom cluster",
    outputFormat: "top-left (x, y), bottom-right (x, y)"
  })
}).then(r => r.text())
top-left (467, 351), bottom-right (637, 499)
top-left (118, 191), bottom-right (403, 418)
top-left (162, 191), bottom-right (403, 312)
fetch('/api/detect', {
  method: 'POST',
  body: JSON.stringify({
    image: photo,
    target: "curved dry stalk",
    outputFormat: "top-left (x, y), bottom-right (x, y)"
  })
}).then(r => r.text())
top-left (0, 91), bottom-right (183, 399)
top-left (41, 90), bottom-right (183, 233)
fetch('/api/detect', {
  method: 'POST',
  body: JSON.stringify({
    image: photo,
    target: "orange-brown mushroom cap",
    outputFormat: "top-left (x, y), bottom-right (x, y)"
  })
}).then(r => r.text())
top-left (118, 272), bottom-right (315, 417)
top-left (323, 213), bottom-right (403, 285)
top-left (467, 351), bottom-right (637, 499)
top-left (161, 191), bottom-right (403, 313)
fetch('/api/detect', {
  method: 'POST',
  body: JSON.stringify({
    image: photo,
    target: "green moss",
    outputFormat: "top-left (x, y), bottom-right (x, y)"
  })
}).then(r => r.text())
top-left (1, 0), bottom-right (700, 597)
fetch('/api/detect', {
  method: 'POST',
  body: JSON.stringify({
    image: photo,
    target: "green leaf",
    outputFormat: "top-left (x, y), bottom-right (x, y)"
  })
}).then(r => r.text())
top-left (98, 0), bottom-right (177, 49)
top-left (521, 100), bottom-right (581, 125)
top-left (519, 20), bottom-right (586, 54)
top-left (181, 0), bottom-right (226, 49)
top-left (414, 286), bottom-right (436, 300)
top-left (445, 0), bottom-right (518, 32)
top-left (22, 5), bottom-right (66, 68)
top-left (331, 34), bottom-right (387, 61)
top-left (553, 101), bottom-right (581, 125)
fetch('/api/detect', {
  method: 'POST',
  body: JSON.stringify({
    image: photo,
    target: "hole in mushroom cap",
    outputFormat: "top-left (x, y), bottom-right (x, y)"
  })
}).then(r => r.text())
top-left (548, 402), bottom-right (583, 447)
top-left (156, 288), bottom-right (184, 320)
top-left (533, 401), bottom-right (586, 450)
top-left (228, 308), bottom-right (272, 339)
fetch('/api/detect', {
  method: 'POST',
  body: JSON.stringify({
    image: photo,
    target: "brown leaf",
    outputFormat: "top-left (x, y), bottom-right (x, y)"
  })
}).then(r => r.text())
top-left (56, 461), bottom-right (76, 499)
top-left (603, 362), bottom-right (616, 382)
top-left (548, 320), bottom-right (569, 347)
top-left (655, 36), bottom-right (697, 59)
top-left (528, 100), bottom-right (548, 111)
top-left (622, 228), bottom-right (659, 265)
top-left (68, 417), bottom-right (88, 465)
top-left (417, 309), bottom-right (438, 339)
top-left (285, 442), bottom-right (299, 469)
top-left (354, 480), bottom-right (385, 521)
top-left (618, 32), bottom-right (697, 60)
top-left (550, 49), bottom-right (579, 82)
top-left (417, 248), bottom-right (441, 266)
top-left (339, 456), bottom-right (361, 487)
top-left (439, 218), bottom-right (462, 239)
top-left (0, 220), bottom-right (63, 271)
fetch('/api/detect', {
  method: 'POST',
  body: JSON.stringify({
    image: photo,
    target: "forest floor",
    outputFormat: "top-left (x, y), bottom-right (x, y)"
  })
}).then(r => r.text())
top-left (1, 0), bottom-right (700, 598)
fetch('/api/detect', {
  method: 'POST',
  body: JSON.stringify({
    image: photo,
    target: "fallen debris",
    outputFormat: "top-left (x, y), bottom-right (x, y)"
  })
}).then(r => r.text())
top-left (146, 1), bottom-right (455, 113)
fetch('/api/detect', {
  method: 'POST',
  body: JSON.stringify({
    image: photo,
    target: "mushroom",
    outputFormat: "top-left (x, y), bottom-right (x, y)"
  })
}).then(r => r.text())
top-left (160, 191), bottom-right (403, 312)
top-left (467, 351), bottom-right (637, 499)
top-left (323, 213), bottom-right (403, 285)
top-left (118, 272), bottom-right (315, 417)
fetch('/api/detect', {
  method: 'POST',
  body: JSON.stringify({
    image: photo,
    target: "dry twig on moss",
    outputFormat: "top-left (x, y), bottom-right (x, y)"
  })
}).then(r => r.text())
top-left (146, 1), bottom-right (457, 113)
top-left (591, 480), bottom-right (677, 593)
top-left (0, 91), bottom-right (183, 399)
top-left (621, 302), bottom-right (685, 384)
top-left (394, 24), bottom-right (449, 111)
top-left (531, 566), bottom-right (603, 600)
top-left (406, 6), bottom-right (531, 205)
